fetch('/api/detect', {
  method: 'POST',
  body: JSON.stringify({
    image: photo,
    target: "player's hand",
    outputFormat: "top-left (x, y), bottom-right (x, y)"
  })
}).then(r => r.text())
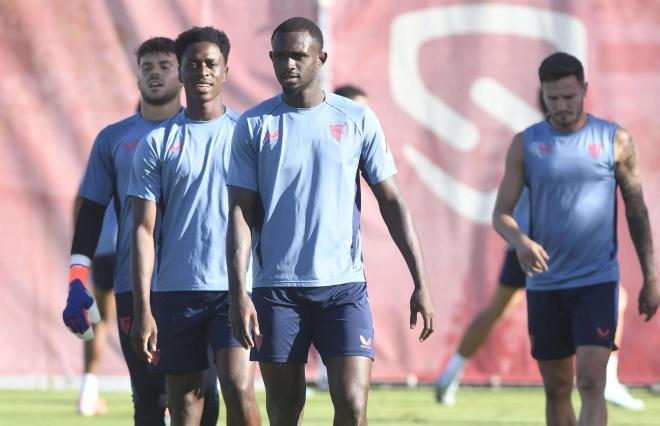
top-left (513, 236), bottom-right (549, 276)
top-left (229, 293), bottom-right (260, 350)
top-left (62, 271), bottom-right (100, 341)
top-left (638, 278), bottom-right (660, 321)
top-left (130, 310), bottom-right (158, 363)
top-left (410, 285), bottom-right (434, 341)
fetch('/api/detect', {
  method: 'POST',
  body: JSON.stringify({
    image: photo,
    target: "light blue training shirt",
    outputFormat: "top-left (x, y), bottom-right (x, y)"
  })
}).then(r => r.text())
top-left (523, 114), bottom-right (619, 291)
top-left (79, 113), bottom-right (176, 294)
top-left (227, 92), bottom-right (397, 288)
top-left (128, 108), bottom-right (247, 292)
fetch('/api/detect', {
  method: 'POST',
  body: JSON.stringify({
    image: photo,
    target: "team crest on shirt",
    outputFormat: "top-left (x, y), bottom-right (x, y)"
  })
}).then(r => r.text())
top-left (168, 143), bottom-right (182, 153)
top-left (329, 124), bottom-right (347, 142)
top-left (530, 141), bottom-right (553, 157)
top-left (588, 143), bottom-right (601, 159)
top-left (263, 128), bottom-right (279, 144)
top-left (122, 140), bottom-right (139, 152)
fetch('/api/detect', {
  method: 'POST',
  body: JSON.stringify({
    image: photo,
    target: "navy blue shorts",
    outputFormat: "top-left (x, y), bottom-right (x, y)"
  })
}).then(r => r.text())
top-left (152, 291), bottom-right (242, 374)
top-left (527, 282), bottom-right (618, 360)
top-left (498, 250), bottom-right (526, 288)
top-left (116, 292), bottom-right (220, 425)
top-left (251, 282), bottom-right (374, 363)
top-left (91, 254), bottom-right (116, 291)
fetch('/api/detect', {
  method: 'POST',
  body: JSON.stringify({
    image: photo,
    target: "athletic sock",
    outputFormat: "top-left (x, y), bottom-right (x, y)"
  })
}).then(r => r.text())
top-left (438, 353), bottom-right (467, 383)
top-left (606, 355), bottom-right (620, 386)
top-left (80, 373), bottom-right (99, 401)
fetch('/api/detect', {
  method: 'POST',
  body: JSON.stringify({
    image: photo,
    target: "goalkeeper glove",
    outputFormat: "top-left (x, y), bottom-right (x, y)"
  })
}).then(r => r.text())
top-left (63, 254), bottom-right (101, 340)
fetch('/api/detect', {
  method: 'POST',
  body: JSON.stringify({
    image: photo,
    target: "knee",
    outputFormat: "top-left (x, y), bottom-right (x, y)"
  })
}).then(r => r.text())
top-left (333, 390), bottom-right (368, 425)
top-left (576, 370), bottom-right (606, 396)
top-left (265, 389), bottom-right (305, 425)
top-left (544, 377), bottom-right (574, 402)
top-left (222, 380), bottom-right (259, 417)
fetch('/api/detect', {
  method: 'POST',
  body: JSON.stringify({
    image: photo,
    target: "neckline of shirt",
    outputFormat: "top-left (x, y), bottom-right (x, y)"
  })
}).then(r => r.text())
top-left (183, 107), bottom-right (231, 124)
top-left (279, 91), bottom-right (328, 113)
top-left (544, 114), bottom-right (592, 136)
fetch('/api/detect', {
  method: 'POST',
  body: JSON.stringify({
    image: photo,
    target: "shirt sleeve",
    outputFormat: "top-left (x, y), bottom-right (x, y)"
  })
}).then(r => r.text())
top-left (227, 116), bottom-right (259, 192)
top-left (78, 129), bottom-right (115, 205)
top-left (359, 107), bottom-right (397, 185)
top-left (127, 131), bottom-right (162, 202)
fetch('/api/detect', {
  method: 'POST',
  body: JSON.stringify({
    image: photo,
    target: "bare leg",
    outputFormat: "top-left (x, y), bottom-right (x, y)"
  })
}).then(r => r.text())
top-left (614, 286), bottom-right (627, 348)
top-left (84, 286), bottom-right (116, 373)
top-left (604, 287), bottom-right (643, 409)
top-left (260, 362), bottom-right (306, 426)
top-left (327, 356), bottom-right (372, 426)
top-left (216, 347), bottom-right (261, 426)
top-left (457, 286), bottom-right (523, 357)
top-left (436, 286), bottom-right (522, 404)
top-left (576, 346), bottom-right (609, 426)
top-left (166, 372), bottom-right (204, 426)
top-left (538, 357), bottom-right (576, 426)
top-left (79, 285), bottom-right (115, 416)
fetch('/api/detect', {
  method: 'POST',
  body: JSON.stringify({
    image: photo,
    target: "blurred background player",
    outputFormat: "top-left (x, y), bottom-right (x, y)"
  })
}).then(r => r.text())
top-left (64, 36), bottom-right (220, 425)
top-left (129, 27), bottom-right (261, 426)
top-left (435, 90), bottom-right (644, 411)
top-left (334, 84), bottom-right (368, 106)
top-left (77, 202), bottom-right (117, 416)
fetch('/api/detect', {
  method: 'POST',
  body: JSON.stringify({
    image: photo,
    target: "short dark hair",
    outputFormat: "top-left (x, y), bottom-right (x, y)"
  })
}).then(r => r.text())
top-left (136, 37), bottom-right (176, 65)
top-left (538, 52), bottom-right (584, 84)
top-left (334, 85), bottom-right (366, 101)
top-left (174, 26), bottom-right (230, 65)
top-left (271, 17), bottom-right (324, 50)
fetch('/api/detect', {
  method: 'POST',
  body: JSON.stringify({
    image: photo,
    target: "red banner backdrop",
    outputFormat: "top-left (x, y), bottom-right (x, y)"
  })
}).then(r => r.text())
top-left (1, 0), bottom-right (659, 385)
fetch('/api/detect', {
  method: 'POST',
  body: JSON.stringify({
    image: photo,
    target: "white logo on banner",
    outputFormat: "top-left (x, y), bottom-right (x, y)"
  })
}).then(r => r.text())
top-left (389, 4), bottom-right (587, 224)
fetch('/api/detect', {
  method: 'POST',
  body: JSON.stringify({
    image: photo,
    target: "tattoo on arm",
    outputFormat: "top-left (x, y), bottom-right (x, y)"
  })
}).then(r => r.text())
top-left (615, 130), bottom-right (657, 280)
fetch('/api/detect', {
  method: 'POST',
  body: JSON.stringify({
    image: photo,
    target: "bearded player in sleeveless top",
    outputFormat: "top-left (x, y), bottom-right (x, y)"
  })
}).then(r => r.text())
top-left (493, 52), bottom-right (659, 426)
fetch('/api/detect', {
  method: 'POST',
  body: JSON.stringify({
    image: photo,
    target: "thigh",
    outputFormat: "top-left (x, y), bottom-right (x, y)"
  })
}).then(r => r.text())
top-left (251, 287), bottom-right (312, 363)
top-left (326, 356), bottom-right (372, 402)
top-left (527, 289), bottom-right (574, 360)
top-left (215, 346), bottom-right (254, 392)
top-left (498, 249), bottom-right (526, 289)
top-left (572, 282), bottom-right (618, 350)
top-left (312, 282), bottom-right (374, 362)
top-left (259, 362), bottom-right (307, 406)
top-left (488, 285), bottom-right (523, 318)
top-left (575, 345), bottom-right (610, 386)
top-left (152, 292), bottom-right (211, 374)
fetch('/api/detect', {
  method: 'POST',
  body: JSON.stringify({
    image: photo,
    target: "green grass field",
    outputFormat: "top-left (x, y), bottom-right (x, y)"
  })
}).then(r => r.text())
top-left (1, 386), bottom-right (658, 425)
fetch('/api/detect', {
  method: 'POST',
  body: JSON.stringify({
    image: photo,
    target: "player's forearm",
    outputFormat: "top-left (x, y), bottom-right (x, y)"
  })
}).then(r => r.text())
top-left (493, 212), bottom-right (526, 250)
top-left (227, 234), bottom-right (252, 300)
top-left (625, 201), bottom-right (658, 283)
top-left (226, 209), bottom-right (253, 299)
top-left (70, 198), bottom-right (106, 258)
top-left (131, 224), bottom-right (155, 314)
top-left (378, 196), bottom-right (429, 289)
